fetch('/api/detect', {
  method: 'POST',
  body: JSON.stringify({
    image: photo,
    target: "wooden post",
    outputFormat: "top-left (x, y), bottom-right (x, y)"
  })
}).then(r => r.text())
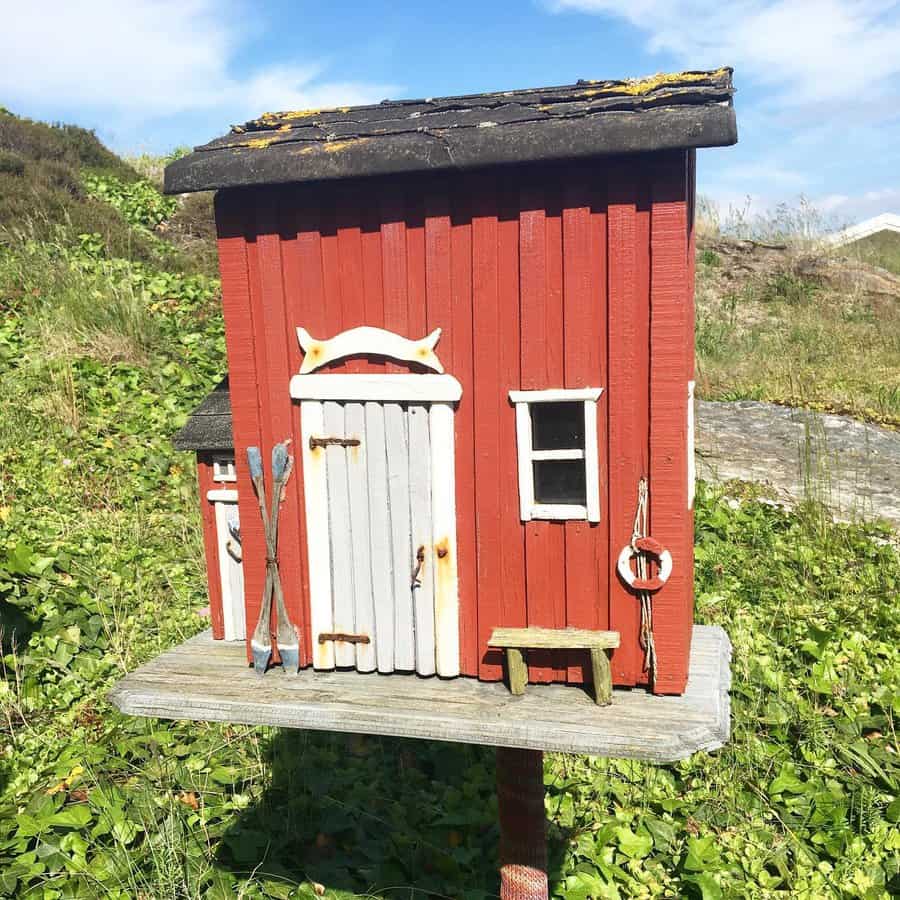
top-left (496, 747), bottom-right (548, 900)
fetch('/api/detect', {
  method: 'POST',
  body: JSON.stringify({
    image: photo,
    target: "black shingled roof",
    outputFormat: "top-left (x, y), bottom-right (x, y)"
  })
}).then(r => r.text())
top-left (173, 379), bottom-right (233, 452)
top-left (165, 68), bottom-right (736, 194)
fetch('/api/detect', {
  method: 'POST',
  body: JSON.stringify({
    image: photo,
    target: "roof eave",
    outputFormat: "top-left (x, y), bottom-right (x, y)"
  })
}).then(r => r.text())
top-left (165, 104), bottom-right (737, 195)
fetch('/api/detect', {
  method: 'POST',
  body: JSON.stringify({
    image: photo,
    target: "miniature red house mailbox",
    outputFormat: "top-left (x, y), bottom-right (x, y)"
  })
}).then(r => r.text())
top-left (169, 69), bottom-right (736, 694)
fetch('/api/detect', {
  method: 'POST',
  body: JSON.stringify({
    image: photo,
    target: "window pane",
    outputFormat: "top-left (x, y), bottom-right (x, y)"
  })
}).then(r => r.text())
top-left (533, 460), bottom-right (586, 504)
top-left (531, 402), bottom-right (584, 451)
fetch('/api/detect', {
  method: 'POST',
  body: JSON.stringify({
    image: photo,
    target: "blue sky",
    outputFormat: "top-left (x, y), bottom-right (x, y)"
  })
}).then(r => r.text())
top-left (3, 0), bottom-right (899, 225)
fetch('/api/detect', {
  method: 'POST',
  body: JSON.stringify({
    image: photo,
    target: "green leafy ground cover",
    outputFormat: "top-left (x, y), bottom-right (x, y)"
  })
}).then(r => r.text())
top-left (0, 122), bottom-right (898, 897)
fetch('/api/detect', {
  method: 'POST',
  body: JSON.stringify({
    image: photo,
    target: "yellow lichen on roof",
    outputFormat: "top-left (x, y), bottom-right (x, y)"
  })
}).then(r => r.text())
top-left (580, 68), bottom-right (729, 98)
top-left (293, 137), bottom-right (370, 156)
top-left (246, 136), bottom-right (278, 149)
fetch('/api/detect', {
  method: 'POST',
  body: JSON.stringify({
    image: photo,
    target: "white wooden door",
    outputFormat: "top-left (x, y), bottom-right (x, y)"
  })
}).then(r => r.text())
top-left (295, 376), bottom-right (461, 676)
top-left (208, 490), bottom-right (245, 641)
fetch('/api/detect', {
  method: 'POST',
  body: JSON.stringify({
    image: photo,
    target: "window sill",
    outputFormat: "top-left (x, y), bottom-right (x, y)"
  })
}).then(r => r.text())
top-left (528, 503), bottom-right (588, 521)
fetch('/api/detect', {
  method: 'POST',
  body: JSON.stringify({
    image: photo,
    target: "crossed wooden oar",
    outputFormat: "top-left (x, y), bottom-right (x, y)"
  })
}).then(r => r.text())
top-left (247, 442), bottom-right (300, 675)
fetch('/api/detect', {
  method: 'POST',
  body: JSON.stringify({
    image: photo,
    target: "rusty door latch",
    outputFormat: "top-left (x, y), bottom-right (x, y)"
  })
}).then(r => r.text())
top-left (318, 632), bottom-right (371, 644)
top-left (309, 436), bottom-right (361, 450)
top-left (411, 545), bottom-right (426, 588)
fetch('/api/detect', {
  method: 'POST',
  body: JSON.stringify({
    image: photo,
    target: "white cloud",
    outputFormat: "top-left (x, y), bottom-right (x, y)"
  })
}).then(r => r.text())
top-left (1, 1), bottom-right (396, 133)
top-left (816, 187), bottom-right (900, 221)
top-left (546, 0), bottom-right (900, 111)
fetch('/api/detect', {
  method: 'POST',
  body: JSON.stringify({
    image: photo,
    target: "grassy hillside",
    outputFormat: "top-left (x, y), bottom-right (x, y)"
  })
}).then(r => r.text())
top-left (839, 230), bottom-right (900, 277)
top-left (695, 234), bottom-right (900, 426)
top-left (0, 117), bottom-right (898, 898)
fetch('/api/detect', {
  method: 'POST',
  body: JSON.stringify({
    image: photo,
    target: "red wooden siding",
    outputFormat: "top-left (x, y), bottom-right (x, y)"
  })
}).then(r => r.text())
top-left (606, 164), bottom-right (650, 686)
top-left (562, 179), bottom-right (608, 684)
top-left (214, 195), bottom-right (269, 665)
top-left (648, 153), bottom-right (694, 694)
top-left (214, 153), bottom-right (694, 689)
top-left (196, 454), bottom-right (225, 640)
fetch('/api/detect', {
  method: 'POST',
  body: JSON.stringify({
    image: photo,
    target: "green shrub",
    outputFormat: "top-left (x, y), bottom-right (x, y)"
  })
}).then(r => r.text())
top-left (82, 173), bottom-right (178, 230)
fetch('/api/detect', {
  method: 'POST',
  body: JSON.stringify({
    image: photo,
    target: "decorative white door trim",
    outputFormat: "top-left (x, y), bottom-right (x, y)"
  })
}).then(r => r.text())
top-left (297, 325), bottom-right (445, 374)
top-left (290, 373), bottom-right (462, 403)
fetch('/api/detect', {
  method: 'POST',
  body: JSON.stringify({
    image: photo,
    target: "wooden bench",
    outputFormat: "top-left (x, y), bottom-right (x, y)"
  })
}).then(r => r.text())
top-left (488, 627), bottom-right (621, 706)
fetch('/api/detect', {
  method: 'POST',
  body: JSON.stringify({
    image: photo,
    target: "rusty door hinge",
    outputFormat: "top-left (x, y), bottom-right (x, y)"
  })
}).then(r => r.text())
top-left (318, 632), bottom-right (371, 644)
top-left (309, 436), bottom-right (361, 450)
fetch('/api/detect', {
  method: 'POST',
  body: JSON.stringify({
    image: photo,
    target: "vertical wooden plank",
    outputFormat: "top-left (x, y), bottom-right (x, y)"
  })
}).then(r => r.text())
top-left (562, 177), bottom-right (605, 683)
top-left (300, 400), bottom-right (334, 669)
top-left (344, 401), bottom-right (377, 672)
top-left (323, 401), bottom-right (356, 667)
top-left (592, 180), bottom-right (610, 630)
top-left (364, 402), bottom-right (395, 672)
top-left (431, 401), bottom-right (460, 677)
top-left (214, 498), bottom-right (245, 641)
top-left (495, 179), bottom-right (528, 678)
top-left (384, 402), bottom-right (415, 670)
top-left (649, 151), bottom-right (692, 695)
top-left (321, 202), bottom-right (344, 350)
top-left (406, 192), bottom-right (427, 339)
top-left (223, 500), bottom-right (246, 641)
top-left (361, 183), bottom-right (386, 331)
top-left (380, 191), bottom-right (409, 374)
top-left (255, 195), bottom-right (308, 663)
top-left (407, 403), bottom-right (436, 676)
top-left (214, 193), bottom-right (265, 664)
top-left (449, 184), bottom-right (478, 678)
top-left (196, 455), bottom-right (225, 640)
top-left (520, 182), bottom-right (566, 683)
top-left (282, 187), bottom-right (326, 665)
top-left (336, 188), bottom-right (371, 374)
top-left (607, 165), bottom-right (648, 686)
top-left (471, 180), bottom-right (503, 679)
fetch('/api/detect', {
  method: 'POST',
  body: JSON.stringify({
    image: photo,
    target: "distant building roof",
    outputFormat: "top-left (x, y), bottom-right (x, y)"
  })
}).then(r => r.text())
top-left (829, 213), bottom-right (900, 247)
top-left (165, 68), bottom-right (736, 194)
top-left (173, 379), bottom-right (233, 452)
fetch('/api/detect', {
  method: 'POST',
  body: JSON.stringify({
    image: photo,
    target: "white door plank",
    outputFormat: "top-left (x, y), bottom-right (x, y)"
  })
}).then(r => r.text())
top-left (344, 402), bottom-right (376, 672)
top-left (384, 402), bottom-right (415, 671)
top-left (214, 501), bottom-right (243, 641)
top-left (300, 400), bottom-right (334, 669)
top-left (407, 404), bottom-right (436, 676)
top-left (364, 402), bottom-right (394, 673)
top-left (324, 401), bottom-right (356, 668)
top-left (224, 501), bottom-right (245, 641)
top-left (430, 402), bottom-right (460, 677)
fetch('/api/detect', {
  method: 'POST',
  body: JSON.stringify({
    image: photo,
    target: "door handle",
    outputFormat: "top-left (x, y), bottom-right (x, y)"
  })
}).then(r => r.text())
top-left (411, 545), bottom-right (425, 588)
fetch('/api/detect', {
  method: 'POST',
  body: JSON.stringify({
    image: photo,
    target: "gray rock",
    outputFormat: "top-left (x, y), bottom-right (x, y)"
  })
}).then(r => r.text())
top-left (696, 400), bottom-right (900, 528)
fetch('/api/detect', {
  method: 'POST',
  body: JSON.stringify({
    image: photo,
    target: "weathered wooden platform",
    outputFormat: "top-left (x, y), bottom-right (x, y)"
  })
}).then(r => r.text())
top-left (109, 625), bottom-right (731, 762)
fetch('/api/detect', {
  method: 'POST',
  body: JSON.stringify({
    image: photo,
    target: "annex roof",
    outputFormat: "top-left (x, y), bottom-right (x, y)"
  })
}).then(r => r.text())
top-left (165, 68), bottom-right (736, 194)
top-left (172, 379), bottom-right (233, 452)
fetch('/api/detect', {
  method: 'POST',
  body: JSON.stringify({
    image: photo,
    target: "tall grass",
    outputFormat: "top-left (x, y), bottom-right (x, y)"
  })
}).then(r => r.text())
top-left (1, 234), bottom-right (158, 365)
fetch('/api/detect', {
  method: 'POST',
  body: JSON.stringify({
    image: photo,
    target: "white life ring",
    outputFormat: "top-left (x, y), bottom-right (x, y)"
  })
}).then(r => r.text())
top-left (617, 537), bottom-right (672, 592)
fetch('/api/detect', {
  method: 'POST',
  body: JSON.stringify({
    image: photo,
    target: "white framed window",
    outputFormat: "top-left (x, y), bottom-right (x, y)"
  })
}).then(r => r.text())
top-left (509, 388), bottom-right (603, 522)
top-left (212, 455), bottom-right (237, 483)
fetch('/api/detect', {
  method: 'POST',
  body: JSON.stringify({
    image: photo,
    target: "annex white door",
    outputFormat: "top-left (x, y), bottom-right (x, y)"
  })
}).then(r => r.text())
top-left (207, 489), bottom-right (245, 641)
top-left (292, 373), bottom-right (462, 677)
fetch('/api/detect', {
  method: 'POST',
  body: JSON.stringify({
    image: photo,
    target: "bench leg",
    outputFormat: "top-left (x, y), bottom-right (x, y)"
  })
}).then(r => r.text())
top-left (506, 648), bottom-right (528, 696)
top-left (496, 747), bottom-right (548, 900)
top-left (590, 649), bottom-right (612, 706)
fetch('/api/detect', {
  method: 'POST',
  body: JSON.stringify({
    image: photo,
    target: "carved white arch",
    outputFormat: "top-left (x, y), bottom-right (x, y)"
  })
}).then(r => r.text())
top-left (297, 325), bottom-right (445, 375)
